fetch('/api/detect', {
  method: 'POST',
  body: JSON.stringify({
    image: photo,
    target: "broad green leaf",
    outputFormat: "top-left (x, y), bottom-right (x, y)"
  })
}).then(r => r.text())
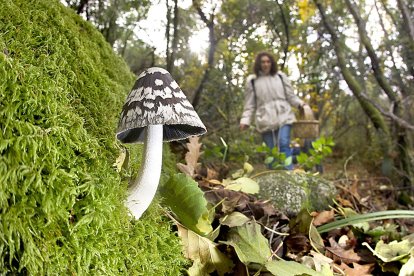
top-left (225, 177), bottom-right (259, 194)
top-left (188, 259), bottom-right (210, 276)
top-left (305, 251), bottom-right (334, 274)
top-left (265, 260), bottom-right (324, 276)
top-left (264, 156), bottom-right (274, 165)
top-left (219, 212), bottom-right (250, 227)
top-left (284, 156), bottom-right (293, 166)
top-left (309, 224), bottom-right (325, 254)
top-left (177, 225), bottom-right (234, 276)
top-left (231, 168), bottom-right (244, 179)
top-left (400, 249), bottom-right (414, 276)
top-left (160, 173), bottom-right (213, 235)
top-left (362, 237), bottom-right (414, 263)
top-left (243, 162), bottom-right (254, 175)
top-left (222, 221), bottom-right (271, 265)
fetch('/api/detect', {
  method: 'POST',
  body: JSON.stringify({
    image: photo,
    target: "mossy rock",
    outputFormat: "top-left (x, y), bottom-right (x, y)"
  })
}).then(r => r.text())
top-left (253, 171), bottom-right (336, 215)
top-left (0, 0), bottom-right (187, 274)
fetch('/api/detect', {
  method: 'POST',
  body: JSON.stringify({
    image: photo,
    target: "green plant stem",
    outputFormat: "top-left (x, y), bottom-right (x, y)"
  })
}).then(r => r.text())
top-left (317, 210), bottom-right (414, 233)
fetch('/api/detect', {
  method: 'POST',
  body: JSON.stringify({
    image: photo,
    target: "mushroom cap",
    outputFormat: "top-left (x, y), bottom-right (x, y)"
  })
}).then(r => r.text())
top-left (116, 67), bottom-right (207, 143)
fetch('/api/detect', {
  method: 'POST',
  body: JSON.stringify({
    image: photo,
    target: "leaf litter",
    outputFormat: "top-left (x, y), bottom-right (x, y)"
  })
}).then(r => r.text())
top-left (165, 137), bottom-right (414, 275)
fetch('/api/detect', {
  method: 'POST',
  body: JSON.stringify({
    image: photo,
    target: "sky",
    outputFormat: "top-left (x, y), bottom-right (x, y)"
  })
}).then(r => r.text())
top-left (135, 0), bottom-right (209, 56)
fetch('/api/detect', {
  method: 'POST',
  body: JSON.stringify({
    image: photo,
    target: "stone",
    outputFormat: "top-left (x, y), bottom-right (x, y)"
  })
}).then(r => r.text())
top-left (253, 171), bottom-right (337, 216)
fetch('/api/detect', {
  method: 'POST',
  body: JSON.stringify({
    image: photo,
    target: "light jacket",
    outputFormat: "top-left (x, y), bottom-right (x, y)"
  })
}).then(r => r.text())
top-left (240, 72), bottom-right (304, 133)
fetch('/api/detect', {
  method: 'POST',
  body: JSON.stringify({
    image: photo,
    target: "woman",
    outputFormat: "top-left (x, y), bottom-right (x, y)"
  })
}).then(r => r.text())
top-left (239, 51), bottom-right (308, 169)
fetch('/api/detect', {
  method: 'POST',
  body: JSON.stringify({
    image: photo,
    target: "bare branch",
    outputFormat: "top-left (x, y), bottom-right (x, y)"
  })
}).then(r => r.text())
top-left (359, 92), bottom-right (414, 131)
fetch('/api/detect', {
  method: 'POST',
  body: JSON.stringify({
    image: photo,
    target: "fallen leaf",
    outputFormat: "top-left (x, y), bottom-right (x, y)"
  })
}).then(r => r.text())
top-left (362, 238), bottom-right (413, 263)
top-left (243, 162), bottom-right (254, 175)
top-left (310, 250), bottom-right (334, 272)
top-left (312, 209), bottom-right (335, 227)
top-left (202, 186), bottom-right (252, 213)
top-left (220, 212), bottom-right (250, 227)
top-left (177, 137), bottom-right (202, 177)
top-left (400, 249), bottom-right (414, 276)
top-left (225, 177), bottom-right (259, 194)
top-left (206, 166), bottom-right (220, 180)
top-left (335, 196), bottom-right (354, 208)
top-left (160, 173), bottom-right (213, 235)
top-left (339, 262), bottom-right (374, 276)
top-left (178, 224), bottom-right (234, 276)
top-left (266, 260), bottom-right (323, 276)
top-left (208, 179), bottom-right (222, 185)
top-left (326, 237), bottom-right (361, 264)
top-left (177, 162), bottom-right (194, 177)
top-left (222, 221), bottom-right (271, 266)
top-left (309, 224), bottom-right (325, 254)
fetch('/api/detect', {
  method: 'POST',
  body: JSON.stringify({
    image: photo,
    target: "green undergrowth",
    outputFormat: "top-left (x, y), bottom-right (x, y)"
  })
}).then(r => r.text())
top-left (0, 0), bottom-right (187, 274)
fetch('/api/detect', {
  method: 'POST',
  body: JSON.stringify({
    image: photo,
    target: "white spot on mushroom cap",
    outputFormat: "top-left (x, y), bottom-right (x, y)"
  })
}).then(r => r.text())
top-left (143, 101), bottom-right (155, 109)
top-left (170, 81), bottom-right (179, 89)
top-left (155, 79), bottom-right (163, 86)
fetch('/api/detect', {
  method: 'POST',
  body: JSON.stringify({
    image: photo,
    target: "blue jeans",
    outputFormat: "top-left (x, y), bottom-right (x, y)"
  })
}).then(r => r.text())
top-left (262, 125), bottom-right (293, 170)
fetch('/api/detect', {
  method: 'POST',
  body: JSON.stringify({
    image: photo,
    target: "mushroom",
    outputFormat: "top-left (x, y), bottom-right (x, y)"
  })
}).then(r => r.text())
top-left (116, 67), bottom-right (206, 219)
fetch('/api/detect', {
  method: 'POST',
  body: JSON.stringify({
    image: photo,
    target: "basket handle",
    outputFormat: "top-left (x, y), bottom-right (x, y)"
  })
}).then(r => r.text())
top-left (299, 105), bottom-right (315, 120)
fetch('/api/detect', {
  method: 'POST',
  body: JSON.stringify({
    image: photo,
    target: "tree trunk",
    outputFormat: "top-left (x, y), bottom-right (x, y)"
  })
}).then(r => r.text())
top-left (345, 0), bottom-right (399, 103)
top-left (165, 0), bottom-right (171, 70)
top-left (191, 0), bottom-right (217, 109)
top-left (76, 0), bottom-right (90, 14)
top-left (314, 0), bottom-right (393, 162)
top-left (374, 0), bottom-right (409, 97)
top-left (396, 0), bottom-right (414, 78)
top-left (167, 0), bottom-right (179, 73)
top-left (276, 1), bottom-right (289, 70)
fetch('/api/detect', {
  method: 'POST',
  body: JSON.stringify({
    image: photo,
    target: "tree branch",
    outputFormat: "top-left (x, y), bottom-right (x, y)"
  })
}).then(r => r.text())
top-left (359, 92), bottom-right (414, 131)
top-left (345, 0), bottom-right (399, 104)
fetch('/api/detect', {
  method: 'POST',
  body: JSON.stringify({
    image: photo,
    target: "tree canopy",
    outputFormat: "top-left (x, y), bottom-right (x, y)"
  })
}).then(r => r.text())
top-left (70, 0), bottom-right (414, 187)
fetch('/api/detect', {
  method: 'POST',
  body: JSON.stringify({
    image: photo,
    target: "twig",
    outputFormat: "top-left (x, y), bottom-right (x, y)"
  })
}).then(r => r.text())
top-left (264, 224), bottom-right (289, 237)
top-left (268, 222), bottom-right (279, 247)
top-left (343, 152), bottom-right (356, 180)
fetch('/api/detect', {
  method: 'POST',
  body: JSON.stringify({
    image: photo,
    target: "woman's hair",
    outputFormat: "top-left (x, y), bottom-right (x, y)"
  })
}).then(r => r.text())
top-left (253, 52), bottom-right (278, 76)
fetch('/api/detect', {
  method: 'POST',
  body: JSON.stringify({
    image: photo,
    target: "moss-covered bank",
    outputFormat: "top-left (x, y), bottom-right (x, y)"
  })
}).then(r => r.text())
top-left (0, 0), bottom-right (186, 274)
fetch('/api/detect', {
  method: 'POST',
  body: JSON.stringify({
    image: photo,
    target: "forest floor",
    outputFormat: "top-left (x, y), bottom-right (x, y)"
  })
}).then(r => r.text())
top-left (193, 152), bottom-right (414, 275)
top-left (174, 136), bottom-right (414, 275)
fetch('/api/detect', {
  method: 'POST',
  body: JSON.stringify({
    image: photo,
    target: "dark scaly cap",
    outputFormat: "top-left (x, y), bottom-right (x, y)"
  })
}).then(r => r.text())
top-left (116, 67), bottom-right (207, 143)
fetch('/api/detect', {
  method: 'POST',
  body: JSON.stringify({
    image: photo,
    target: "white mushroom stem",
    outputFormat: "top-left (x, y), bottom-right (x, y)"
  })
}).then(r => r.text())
top-left (126, 124), bottom-right (163, 219)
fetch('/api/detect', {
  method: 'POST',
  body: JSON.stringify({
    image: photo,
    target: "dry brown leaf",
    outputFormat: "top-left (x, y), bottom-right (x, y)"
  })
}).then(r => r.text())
top-left (336, 196), bottom-right (354, 208)
top-left (311, 209), bottom-right (335, 226)
top-left (326, 237), bottom-right (361, 264)
top-left (177, 137), bottom-right (202, 177)
top-left (186, 136), bottom-right (202, 166)
top-left (208, 179), bottom-right (222, 185)
top-left (176, 163), bottom-right (195, 177)
top-left (339, 262), bottom-right (374, 276)
top-left (206, 167), bottom-right (220, 180)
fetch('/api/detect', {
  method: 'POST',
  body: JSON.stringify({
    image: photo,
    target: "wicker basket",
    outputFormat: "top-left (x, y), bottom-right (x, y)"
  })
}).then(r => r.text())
top-left (292, 105), bottom-right (319, 139)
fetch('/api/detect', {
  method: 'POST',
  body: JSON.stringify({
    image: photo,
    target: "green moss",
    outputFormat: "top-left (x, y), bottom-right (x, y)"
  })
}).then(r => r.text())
top-left (0, 0), bottom-right (187, 274)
